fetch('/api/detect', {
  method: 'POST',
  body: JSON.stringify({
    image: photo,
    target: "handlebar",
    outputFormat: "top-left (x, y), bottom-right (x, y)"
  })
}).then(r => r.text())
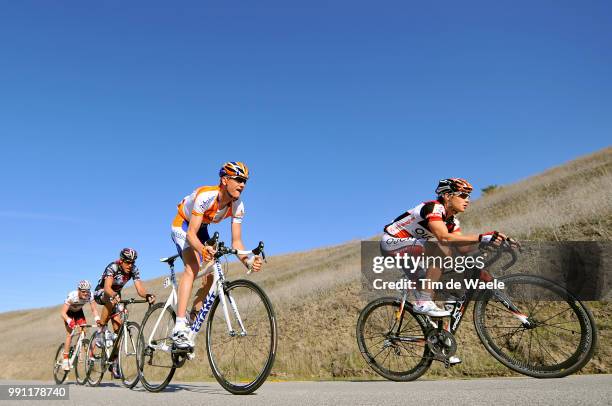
top-left (479, 240), bottom-right (519, 271)
top-left (119, 298), bottom-right (149, 305)
top-left (205, 231), bottom-right (266, 261)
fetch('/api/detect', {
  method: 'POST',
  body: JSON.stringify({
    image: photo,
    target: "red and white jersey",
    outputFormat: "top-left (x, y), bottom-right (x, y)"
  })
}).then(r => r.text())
top-left (384, 200), bottom-right (461, 240)
top-left (64, 290), bottom-right (93, 312)
top-left (177, 185), bottom-right (245, 224)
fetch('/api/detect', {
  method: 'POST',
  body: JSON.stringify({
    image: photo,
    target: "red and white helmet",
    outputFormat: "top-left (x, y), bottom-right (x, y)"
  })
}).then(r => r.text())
top-left (435, 178), bottom-right (473, 196)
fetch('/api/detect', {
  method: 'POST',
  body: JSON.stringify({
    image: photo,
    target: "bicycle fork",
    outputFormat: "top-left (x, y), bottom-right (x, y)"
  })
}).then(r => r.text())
top-left (491, 288), bottom-right (533, 328)
top-left (191, 262), bottom-right (247, 338)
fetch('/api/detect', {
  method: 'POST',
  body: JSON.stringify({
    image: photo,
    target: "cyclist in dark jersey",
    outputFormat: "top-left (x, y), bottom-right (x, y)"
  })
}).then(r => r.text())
top-left (93, 248), bottom-right (156, 378)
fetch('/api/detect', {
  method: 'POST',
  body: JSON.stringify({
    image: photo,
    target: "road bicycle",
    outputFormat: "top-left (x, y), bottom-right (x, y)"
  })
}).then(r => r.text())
top-left (53, 324), bottom-right (93, 385)
top-left (356, 242), bottom-right (598, 380)
top-left (86, 298), bottom-right (148, 388)
top-left (137, 232), bottom-right (277, 394)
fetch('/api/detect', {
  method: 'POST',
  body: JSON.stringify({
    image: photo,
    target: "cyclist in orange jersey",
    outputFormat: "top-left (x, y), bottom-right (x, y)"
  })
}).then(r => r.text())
top-left (171, 161), bottom-right (263, 349)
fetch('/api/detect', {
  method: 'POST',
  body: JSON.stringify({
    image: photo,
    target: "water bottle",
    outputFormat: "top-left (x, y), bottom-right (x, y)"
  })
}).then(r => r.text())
top-left (444, 294), bottom-right (459, 313)
top-left (104, 329), bottom-right (114, 348)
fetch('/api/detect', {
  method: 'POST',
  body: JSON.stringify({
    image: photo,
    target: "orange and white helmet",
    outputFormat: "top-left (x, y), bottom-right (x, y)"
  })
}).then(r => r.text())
top-left (219, 161), bottom-right (249, 179)
top-left (435, 178), bottom-right (473, 196)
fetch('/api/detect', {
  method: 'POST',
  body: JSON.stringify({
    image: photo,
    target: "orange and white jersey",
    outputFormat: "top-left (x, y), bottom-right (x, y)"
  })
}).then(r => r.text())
top-left (177, 185), bottom-right (245, 224)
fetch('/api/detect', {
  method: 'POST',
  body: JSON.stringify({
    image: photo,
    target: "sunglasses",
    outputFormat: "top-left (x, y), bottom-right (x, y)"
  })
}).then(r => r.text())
top-left (230, 176), bottom-right (248, 184)
top-left (454, 192), bottom-right (471, 199)
top-left (122, 260), bottom-right (135, 265)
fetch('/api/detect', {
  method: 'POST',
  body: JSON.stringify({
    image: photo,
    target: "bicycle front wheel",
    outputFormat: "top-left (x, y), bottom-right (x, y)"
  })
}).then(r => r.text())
top-left (86, 332), bottom-right (107, 386)
top-left (356, 297), bottom-right (433, 381)
top-left (52, 343), bottom-right (68, 385)
top-left (118, 321), bottom-right (141, 389)
top-left (74, 338), bottom-right (90, 385)
top-left (474, 274), bottom-right (598, 378)
top-left (206, 279), bottom-right (277, 395)
top-left (137, 303), bottom-right (177, 392)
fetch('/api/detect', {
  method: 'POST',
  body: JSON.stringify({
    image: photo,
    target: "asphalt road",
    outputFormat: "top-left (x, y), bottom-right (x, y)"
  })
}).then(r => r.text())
top-left (2, 375), bottom-right (610, 406)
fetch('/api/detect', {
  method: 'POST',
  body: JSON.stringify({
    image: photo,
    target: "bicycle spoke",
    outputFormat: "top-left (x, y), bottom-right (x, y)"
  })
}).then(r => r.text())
top-left (537, 307), bottom-right (573, 324)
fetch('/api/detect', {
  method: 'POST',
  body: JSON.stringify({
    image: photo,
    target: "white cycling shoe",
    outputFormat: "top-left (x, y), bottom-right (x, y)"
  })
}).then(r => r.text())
top-left (62, 359), bottom-right (70, 371)
top-left (448, 356), bottom-right (462, 365)
top-left (172, 326), bottom-right (194, 350)
top-left (411, 300), bottom-right (451, 317)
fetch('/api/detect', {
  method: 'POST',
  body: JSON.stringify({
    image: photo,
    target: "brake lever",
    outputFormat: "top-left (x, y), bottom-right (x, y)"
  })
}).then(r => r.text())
top-left (252, 241), bottom-right (266, 263)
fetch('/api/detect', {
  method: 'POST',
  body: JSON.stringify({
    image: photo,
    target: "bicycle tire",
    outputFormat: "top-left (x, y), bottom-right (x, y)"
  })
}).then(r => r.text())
top-left (118, 321), bottom-right (141, 389)
top-left (356, 297), bottom-right (433, 381)
top-left (86, 331), bottom-right (106, 386)
top-left (137, 302), bottom-right (177, 392)
top-left (206, 279), bottom-right (277, 395)
top-left (474, 274), bottom-right (598, 378)
top-left (74, 338), bottom-right (90, 385)
top-left (53, 343), bottom-right (68, 384)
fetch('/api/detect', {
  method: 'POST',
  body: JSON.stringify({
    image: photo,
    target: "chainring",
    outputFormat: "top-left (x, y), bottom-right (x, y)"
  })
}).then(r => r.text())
top-left (426, 329), bottom-right (457, 360)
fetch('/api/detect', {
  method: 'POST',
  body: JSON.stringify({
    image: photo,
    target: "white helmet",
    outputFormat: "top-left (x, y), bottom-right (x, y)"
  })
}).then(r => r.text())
top-left (77, 280), bottom-right (91, 290)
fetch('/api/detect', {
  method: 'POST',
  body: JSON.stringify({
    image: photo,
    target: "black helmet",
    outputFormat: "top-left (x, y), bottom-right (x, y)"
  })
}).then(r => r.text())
top-left (119, 248), bottom-right (138, 262)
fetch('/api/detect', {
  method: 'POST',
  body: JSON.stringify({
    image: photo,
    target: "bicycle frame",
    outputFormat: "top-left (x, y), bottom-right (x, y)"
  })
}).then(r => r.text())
top-left (66, 325), bottom-right (90, 368)
top-left (146, 249), bottom-right (253, 354)
top-left (393, 249), bottom-right (533, 341)
top-left (94, 302), bottom-right (141, 365)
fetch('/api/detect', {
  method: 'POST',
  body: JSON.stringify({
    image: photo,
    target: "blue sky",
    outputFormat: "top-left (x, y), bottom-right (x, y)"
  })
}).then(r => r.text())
top-left (1, 1), bottom-right (610, 312)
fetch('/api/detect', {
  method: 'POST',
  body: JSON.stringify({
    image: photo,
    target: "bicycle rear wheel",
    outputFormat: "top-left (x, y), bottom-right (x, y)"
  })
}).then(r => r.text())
top-left (86, 331), bottom-right (107, 386)
top-left (137, 303), bottom-right (177, 392)
top-left (474, 274), bottom-right (598, 378)
top-left (52, 343), bottom-right (68, 384)
top-left (206, 279), bottom-right (277, 395)
top-left (356, 297), bottom-right (433, 381)
top-left (118, 321), bottom-right (141, 389)
top-left (74, 338), bottom-right (90, 385)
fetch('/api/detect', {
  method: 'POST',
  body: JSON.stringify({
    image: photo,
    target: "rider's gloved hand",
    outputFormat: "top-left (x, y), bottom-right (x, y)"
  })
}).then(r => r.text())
top-left (505, 236), bottom-right (522, 251)
top-left (479, 231), bottom-right (502, 246)
top-left (246, 256), bottom-right (263, 272)
top-left (146, 293), bottom-right (156, 304)
top-left (201, 245), bottom-right (215, 262)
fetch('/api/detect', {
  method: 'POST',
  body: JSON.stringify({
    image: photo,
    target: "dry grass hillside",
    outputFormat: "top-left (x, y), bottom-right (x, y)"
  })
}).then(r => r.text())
top-left (0, 147), bottom-right (610, 381)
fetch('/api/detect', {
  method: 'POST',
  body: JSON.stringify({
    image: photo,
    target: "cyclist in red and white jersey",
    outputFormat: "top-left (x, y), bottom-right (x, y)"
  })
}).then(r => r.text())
top-left (381, 178), bottom-right (518, 317)
top-left (60, 280), bottom-right (100, 371)
top-left (171, 162), bottom-right (263, 349)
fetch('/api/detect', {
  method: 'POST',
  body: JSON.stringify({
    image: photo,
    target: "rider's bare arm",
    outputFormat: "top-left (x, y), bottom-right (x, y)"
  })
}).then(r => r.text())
top-left (60, 303), bottom-right (70, 323)
top-left (104, 276), bottom-right (118, 301)
top-left (428, 220), bottom-right (480, 243)
top-left (231, 222), bottom-right (262, 271)
top-left (186, 213), bottom-right (214, 261)
top-left (89, 301), bottom-right (100, 320)
top-left (134, 279), bottom-right (150, 299)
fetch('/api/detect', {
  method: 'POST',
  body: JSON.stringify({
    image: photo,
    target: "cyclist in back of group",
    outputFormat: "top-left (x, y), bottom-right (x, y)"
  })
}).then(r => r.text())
top-left (381, 178), bottom-right (519, 317)
top-left (60, 280), bottom-right (100, 371)
top-left (171, 161), bottom-right (263, 350)
top-left (93, 248), bottom-right (156, 378)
